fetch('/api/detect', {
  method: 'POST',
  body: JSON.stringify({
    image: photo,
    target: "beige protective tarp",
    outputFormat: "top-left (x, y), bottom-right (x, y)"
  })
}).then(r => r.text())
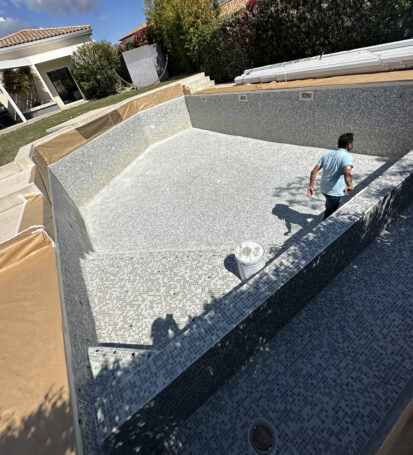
top-left (377, 400), bottom-right (413, 455)
top-left (196, 69), bottom-right (413, 94)
top-left (0, 83), bottom-right (186, 453)
top-left (33, 84), bottom-right (184, 167)
top-left (116, 83), bottom-right (184, 120)
top-left (19, 194), bottom-right (55, 239)
top-left (0, 229), bottom-right (76, 455)
top-left (34, 114), bottom-right (114, 166)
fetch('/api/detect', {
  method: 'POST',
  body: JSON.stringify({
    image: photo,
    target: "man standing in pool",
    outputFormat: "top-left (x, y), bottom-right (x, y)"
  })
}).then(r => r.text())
top-left (306, 132), bottom-right (355, 219)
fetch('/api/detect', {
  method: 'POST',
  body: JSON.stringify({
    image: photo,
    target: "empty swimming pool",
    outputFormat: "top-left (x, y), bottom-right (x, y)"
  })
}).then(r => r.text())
top-left (45, 83), bottom-right (413, 454)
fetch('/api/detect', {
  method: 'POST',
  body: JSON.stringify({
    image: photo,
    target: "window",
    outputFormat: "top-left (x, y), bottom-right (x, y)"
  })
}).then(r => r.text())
top-left (47, 67), bottom-right (82, 105)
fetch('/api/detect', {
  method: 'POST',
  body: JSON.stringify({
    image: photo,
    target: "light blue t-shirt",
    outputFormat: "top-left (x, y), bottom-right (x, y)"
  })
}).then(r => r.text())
top-left (317, 148), bottom-right (353, 197)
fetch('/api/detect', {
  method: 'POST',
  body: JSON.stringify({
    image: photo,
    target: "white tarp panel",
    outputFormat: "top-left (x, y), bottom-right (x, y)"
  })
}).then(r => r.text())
top-left (235, 38), bottom-right (413, 84)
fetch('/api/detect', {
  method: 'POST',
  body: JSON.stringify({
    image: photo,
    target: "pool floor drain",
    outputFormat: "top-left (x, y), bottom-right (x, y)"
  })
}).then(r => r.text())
top-left (249, 419), bottom-right (275, 454)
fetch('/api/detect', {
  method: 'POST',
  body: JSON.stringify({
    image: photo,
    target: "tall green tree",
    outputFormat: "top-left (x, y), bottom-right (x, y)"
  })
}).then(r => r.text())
top-left (72, 41), bottom-right (121, 99)
top-left (145, 0), bottom-right (220, 74)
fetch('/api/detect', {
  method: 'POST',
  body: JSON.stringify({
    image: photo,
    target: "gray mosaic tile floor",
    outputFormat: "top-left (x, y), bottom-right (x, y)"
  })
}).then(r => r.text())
top-left (162, 202), bottom-right (413, 455)
top-left (82, 128), bottom-right (387, 253)
top-left (81, 248), bottom-right (242, 346)
top-left (79, 129), bottom-right (389, 409)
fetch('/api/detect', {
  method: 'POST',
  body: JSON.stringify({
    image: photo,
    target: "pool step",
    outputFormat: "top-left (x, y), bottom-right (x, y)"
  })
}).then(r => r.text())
top-left (179, 72), bottom-right (207, 85)
top-left (0, 161), bottom-right (21, 181)
top-left (88, 346), bottom-right (157, 397)
top-left (81, 248), bottom-right (243, 346)
top-left (182, 74), bottom-right (215, 94)
top-left (83, 245), bottom-right (279, 422)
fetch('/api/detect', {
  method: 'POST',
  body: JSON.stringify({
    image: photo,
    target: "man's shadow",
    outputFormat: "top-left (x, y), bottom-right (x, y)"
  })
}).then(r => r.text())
top-left (272, 203), bottom-right (319, 235)
top-left (151, 314), bottom-right (180, 348)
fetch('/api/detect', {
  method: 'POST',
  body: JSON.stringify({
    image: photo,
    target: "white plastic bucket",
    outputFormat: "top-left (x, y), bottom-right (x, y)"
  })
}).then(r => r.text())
top-left (234, 241), bottom-right (266, 281)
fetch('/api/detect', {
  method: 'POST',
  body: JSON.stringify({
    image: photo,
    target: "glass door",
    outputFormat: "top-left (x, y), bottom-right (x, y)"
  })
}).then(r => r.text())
top-left (47, 67), bottom-right (82, 104)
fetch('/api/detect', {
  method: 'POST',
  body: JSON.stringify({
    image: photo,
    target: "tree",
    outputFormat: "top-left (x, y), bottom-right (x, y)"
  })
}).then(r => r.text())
top-left (72, 41), bottom-right (121, 99)
top-left (145, 0), bottom-right (220, 74)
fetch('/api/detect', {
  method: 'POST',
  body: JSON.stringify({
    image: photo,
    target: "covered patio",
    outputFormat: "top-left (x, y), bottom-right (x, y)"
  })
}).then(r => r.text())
top-left (0, 25), bottom-right (92, 126)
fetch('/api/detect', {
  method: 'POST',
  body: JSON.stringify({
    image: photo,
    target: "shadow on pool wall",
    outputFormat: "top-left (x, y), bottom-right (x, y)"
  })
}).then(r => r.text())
top-left (42, 84), bottom-right (413, 454)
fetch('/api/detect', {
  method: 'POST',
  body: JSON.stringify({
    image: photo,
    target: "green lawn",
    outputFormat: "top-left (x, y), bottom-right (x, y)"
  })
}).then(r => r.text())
top-left (0, 80), bottom-right (174, 166)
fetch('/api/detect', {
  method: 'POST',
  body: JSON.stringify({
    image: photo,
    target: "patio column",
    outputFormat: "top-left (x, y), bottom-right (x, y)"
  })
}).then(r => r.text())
top-left (31, 64), bottom-right (55, 102)
top-left (0, 79), bottom-right (27, 123)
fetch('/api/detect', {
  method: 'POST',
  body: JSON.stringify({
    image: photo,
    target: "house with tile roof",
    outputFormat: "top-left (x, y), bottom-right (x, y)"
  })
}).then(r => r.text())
top-left (0, 25), bottom-right (92, 125)
top-left (119, 22), bottom-right (148, 48)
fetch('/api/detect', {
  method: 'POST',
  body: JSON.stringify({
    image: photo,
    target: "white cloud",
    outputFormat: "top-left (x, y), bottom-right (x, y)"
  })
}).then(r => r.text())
top-left (11, 0), bottom-right (101, 15)
top-left (0, 16), bottom-right (36, 38)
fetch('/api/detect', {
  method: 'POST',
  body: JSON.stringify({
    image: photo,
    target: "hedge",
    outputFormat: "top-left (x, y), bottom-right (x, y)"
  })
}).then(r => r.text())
top-left (195, 0), bottom-right (413, 83)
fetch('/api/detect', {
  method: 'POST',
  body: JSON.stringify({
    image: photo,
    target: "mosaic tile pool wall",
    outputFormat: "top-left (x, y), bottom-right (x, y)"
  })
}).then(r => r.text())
top-left (51, 97), bottom-right (192, 206)
top-left (186, 84), bottom-right (413, 157)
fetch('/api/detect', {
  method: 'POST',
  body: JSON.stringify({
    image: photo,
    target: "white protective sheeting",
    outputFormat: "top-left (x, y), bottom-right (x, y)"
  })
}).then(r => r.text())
top-left (235, 38), bottom-right (413, 84)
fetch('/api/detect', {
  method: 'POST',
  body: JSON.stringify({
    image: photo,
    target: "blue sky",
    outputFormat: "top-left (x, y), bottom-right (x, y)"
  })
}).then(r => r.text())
top-left (0, 0), bottom-right (147, 43)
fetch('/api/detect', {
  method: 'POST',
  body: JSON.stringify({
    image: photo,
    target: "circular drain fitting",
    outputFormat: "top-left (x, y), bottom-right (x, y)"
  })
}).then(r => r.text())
top-left (249, 420), bottom-right (275, 454)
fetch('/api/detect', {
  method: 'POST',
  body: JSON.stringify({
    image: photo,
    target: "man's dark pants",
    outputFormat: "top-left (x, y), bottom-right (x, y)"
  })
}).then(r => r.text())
top-left (323, 193), bottom-right (341, 219)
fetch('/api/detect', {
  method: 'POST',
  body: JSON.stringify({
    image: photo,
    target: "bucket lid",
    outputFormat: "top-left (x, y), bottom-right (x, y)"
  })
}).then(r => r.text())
top-left (235, 241), bottom-right (265, 265)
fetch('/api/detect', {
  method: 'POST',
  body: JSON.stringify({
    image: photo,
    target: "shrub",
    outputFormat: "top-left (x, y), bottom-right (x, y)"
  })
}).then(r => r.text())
top-left (145, 0), bottom-right (220, 75)
top-left (193, 0), bottom-right (413, 82)
top-left (72, 41), bottom-right (121, 99)
top-left (193, 11), bottom-right (251, 83)
top-left (2, 67), bottom-right (33, 95)
top-left (118, 27), bottom-right (153, 52)
top-left (251, 0), bottom-right (413, 68)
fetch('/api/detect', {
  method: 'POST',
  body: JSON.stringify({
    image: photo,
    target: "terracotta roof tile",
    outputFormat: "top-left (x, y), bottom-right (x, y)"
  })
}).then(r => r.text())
top-left (119, 22), bottom-right (148, 42)
top-left (220, 0), bottom-right (248, 16)
top-left (0, 25), bottom-right (92, 49)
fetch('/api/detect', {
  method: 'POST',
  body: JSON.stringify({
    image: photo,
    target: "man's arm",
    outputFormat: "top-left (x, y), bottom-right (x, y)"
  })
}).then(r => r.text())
top-left (307, 165), bottom-right (321, 197)
top-left (343, 165), bottom-right (354, 195)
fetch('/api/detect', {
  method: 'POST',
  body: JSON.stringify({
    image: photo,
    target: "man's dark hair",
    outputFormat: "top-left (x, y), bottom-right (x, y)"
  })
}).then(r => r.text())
top-left (338, 132), bottom-right (354, 149)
